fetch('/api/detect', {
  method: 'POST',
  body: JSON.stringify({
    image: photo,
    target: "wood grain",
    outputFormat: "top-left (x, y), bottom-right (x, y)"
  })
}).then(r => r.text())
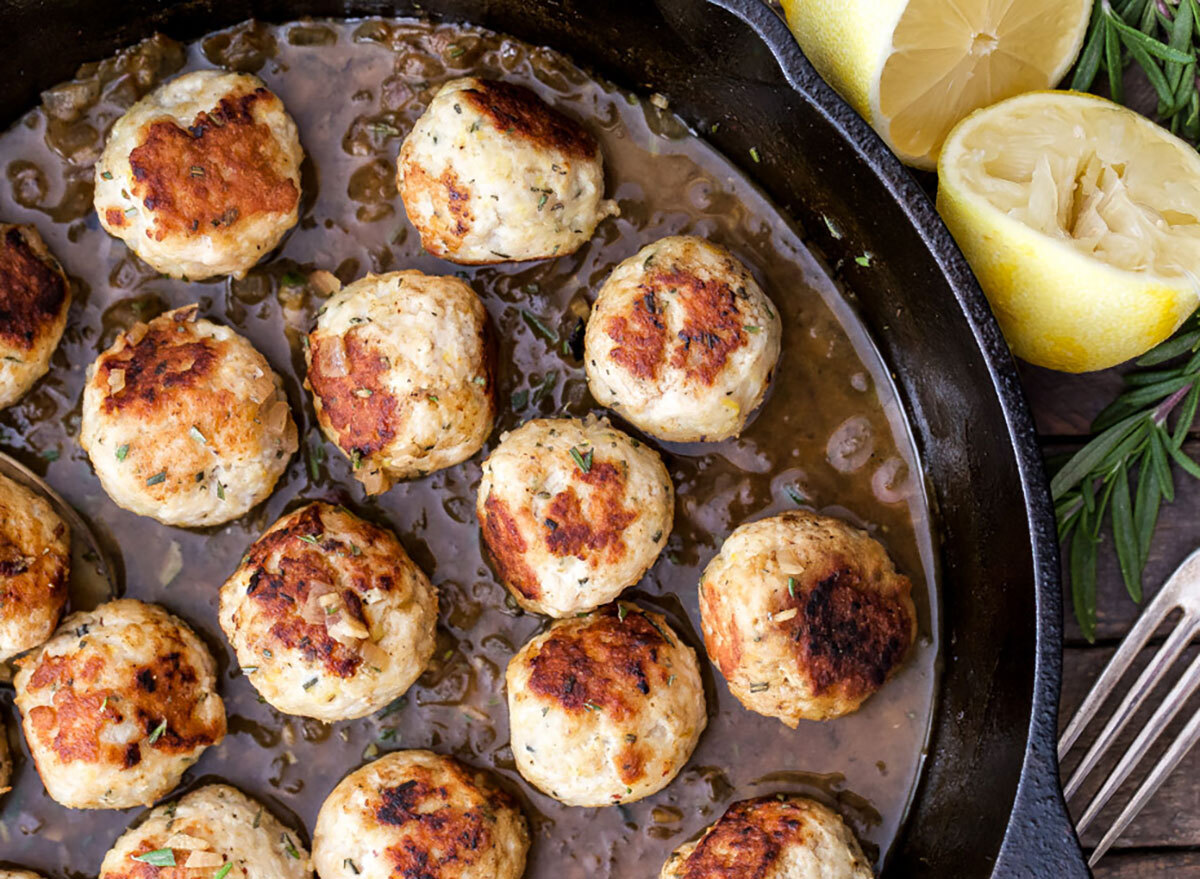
top-left (1023, 361), bottom-right (1128, 437)
top-left (1094, 852), bottom-right (1200, 878)
top-left (1048, 434), bottom-right (1200, 644)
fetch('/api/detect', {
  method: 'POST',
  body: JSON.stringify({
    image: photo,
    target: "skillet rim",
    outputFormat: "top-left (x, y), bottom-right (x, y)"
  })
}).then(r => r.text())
top-left (699, 1), bottom-right (1087, 875)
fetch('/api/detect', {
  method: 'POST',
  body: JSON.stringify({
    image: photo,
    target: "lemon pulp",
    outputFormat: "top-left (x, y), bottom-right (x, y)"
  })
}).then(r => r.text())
top-left (939, 91), bottom-right (1200, 372)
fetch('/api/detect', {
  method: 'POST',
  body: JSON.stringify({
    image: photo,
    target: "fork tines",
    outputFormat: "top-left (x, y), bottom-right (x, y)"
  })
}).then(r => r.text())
top-left (1058, 547), bottom-right (1200, 867)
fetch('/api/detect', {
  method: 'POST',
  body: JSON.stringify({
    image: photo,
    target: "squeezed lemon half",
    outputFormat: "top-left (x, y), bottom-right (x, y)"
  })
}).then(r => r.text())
top-left (781, 0), bottom-right (1091, 168)
top-left (938, 91), bottom-right (1200, 372)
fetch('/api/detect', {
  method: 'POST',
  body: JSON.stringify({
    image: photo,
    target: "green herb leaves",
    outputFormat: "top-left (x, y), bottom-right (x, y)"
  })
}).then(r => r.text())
top-left (521, 309), bottom-right (557, 343)
top-left (132, 849), bottom-right (176, 867)
top-left (569, 446), bottom-right (593, 473)
top-left (1072, 0), bottom-right (1200, 141)
top-left (1053, 313), bottom-right (1200, 640)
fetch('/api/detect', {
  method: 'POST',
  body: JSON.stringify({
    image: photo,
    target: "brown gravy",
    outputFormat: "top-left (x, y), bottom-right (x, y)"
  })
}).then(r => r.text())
top-left (0, 18), bottom-right (939, 877)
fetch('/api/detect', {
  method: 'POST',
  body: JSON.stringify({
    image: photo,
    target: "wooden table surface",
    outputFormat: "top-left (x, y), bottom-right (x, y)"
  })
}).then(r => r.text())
top-left (1021, 363), bottom-right (1200, 877)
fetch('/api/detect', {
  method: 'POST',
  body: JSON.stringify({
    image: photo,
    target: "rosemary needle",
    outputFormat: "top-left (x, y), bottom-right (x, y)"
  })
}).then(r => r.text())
top-left (1053, 312), bottom-right (1200, 641)
top-left (1071, 0), bottom-right (1200, 141)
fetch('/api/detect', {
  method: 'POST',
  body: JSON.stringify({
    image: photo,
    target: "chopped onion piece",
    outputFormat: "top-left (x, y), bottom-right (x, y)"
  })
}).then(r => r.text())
top-left (165, 832), bottom-right (210, 850)
top-left (265, 399), bottom-right (290, 435)
top-left (329, 613), bottom-right (370, 643)
top-left (321, 336), bottom-right (348, 377)
top-left (359, 640), bottom-right (388, 671)
top-left (183, 852), bottom-right (224, 869)
top-left (125, 322), bottom-right (148, 346)
top-left (359, 466), bottom-right (387, 495)
top-left (309, 269), bottom-right (341, 296)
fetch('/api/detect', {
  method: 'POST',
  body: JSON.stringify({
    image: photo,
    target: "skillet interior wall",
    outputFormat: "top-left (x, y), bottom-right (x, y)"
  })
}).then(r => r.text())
top-left (0, 0), bottom-right (1047, 875)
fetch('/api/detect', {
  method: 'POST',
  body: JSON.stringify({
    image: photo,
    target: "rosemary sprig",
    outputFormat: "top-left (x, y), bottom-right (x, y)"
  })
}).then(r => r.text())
top-left (1053, 312), bottom-right (1200, 640)
top-left (1071, 0), bottom-right (1200, 140)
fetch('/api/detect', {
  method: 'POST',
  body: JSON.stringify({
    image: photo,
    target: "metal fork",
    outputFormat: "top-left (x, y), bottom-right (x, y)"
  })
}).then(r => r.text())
top-left (1058, 547), bottom-right (1200, 867)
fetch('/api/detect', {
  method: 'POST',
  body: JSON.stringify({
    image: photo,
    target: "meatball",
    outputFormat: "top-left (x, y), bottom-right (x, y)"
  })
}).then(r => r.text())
top-left (475, 417), bottom-right (676, 619)
top-left (477, 417), bottom-right (673, 617)
top-left (506, 603), bottom-right (705, 806)
top-left (396, 77), bottom-right (618, 264)
top-left (13, 599), bottom-right (226, 809)
top-left (79, 305), bottom-right (298, 527)
top-left (585, 236), bottom-right (782, 442)
top-left (659, 796), bottom-right (872, 879)
top-left (94, 69), bottom-right (302, 280)
top-left (99, 784), bottom-right (312, 879)
top-left (313, 750), bottom-right (529, 879)
top-left (219, 502), bottom-right (439, 721)
top-left (699, 511), bottom-right (916, 725)
top-left (306, 270), bottom-right (494, 493)
top-left (0, 472), bottom-right (69, 660)
top-left (0, 224), bottom-right (70, 410)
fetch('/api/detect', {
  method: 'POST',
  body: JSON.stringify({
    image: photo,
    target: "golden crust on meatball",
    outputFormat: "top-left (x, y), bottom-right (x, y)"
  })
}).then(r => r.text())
top-left (99, 784), bottom-right (313, 879)
top-left (313, 750), bottom-right (529, 879)
top-left (79, 305), bottom-right (297, 527)
top-left (13, 599), bottom-right (225, 809)
top-left (585, 235), bottom-right (782, 442)
top-left (94, 70), bottom-right (302, 280)
top-left (219, 502), bottom-right (438, 721)
top-left (476, 417), bottom-right (673, 617)
top-left (305, 270), bottom-right (495, 493)
top-left (0, 472), bottom-right (69, 661)
top-left (397, 77), bottom-right (618, 264)
top-left (660, 796), bottom-right (872, 879)
top-left (699, 511), bottom-right (916, 725)
top-left (0, 223), bottom-right (70, 410)
top-left (506, 603), bottom-right (706, 806)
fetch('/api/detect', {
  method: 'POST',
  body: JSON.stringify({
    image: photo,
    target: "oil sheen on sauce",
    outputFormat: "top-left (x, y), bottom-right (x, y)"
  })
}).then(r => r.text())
top-left (0, 18), bottom-right (939, 877)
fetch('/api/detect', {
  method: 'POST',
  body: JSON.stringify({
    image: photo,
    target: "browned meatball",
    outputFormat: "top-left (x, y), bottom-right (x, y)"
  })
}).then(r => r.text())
top-left (0, 472), bottom-right (69, 661)
top-left (659, 795), bottom-right (872, 878)
top-left (305, 270), bottom-right (495, 493)
top-left (0, 223), bottom-right (70, 410)
top-left (397, 77), bottom-right (617, 264)
top-left (219, 502), bottom-right (438, 721)
top-left (476, 417), bottom-right (673, 617)
top-left (94, 70), bottom-right (302, 280)
top-left (13, 599), bottom-right (225, 809)
top-left (313, 750), bottom-right (529, 879)
top-left (79, 305), bottom-right (298, 526)
top-left (506, 603), bottom-right (706, 806)
top-left (700, 511), bottom-right (916, 724)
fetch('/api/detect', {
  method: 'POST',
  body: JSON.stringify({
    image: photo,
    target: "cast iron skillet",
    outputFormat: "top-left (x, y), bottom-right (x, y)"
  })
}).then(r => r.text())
top-left (0, 0), bottom-right (1089, 875)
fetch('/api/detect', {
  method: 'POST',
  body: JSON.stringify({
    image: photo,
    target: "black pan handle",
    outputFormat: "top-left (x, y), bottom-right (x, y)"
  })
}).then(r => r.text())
top-left (992, 731), bottom-right (1091, 878)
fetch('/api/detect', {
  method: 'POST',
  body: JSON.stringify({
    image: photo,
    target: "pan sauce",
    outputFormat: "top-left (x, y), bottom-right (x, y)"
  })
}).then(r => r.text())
top-left (0, 17), bottom-right (939, 877)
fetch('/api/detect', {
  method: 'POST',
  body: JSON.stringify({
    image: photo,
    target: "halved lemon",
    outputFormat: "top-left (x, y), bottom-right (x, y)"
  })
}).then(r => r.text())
top-left (780, 0), bottom-right (1091, 169)
top-left (938, 91), bottom-right (1200, 373)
